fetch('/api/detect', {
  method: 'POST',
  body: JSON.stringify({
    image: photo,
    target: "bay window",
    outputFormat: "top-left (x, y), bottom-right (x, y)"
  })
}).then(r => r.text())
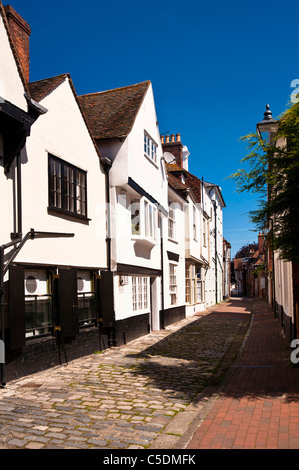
top-left (130, 197), bottom-right (157, 240)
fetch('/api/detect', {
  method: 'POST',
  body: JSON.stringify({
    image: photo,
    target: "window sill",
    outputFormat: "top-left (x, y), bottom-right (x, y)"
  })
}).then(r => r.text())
top-left (131, 235), bottom-right (158, 248)
top-left (48, 206), bottom-right (91, 224)
top-left (168, 237), bottom-right (178, 244)
top-left (144, 153), bottom-right (158, 168)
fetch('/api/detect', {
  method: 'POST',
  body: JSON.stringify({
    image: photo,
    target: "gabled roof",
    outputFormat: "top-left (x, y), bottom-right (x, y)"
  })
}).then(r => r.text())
top-left (29, 73), bottom-right (101, 159)
top-left (166, 163), bottom-right (202, 203)
top-left (28, 74), bottom-right (68, 102)
top-left (78, 81), bottom-right (151, 139)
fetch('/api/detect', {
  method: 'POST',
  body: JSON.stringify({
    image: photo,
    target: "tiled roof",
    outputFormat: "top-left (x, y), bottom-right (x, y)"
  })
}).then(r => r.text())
top-left (28, 74), bottom-right (69, 102)
top-left (29, 73), bottom-right (101, 159)
top-left (0, 1), bottom-right (30, 94)
top-left (166, 163), bottom-right (202, 203)
top-left (78, 81), bottom-right (151, 139)
top-left (233, 258), bottom-right (244, 270)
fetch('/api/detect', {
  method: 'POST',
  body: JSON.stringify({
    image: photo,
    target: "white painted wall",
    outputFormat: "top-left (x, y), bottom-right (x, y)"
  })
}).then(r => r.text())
top-left (274, 253), bottom-right (293, 319)
top-left (14, 77), bottom-right (107, 269)
top-left (127, 84), bottom-right (167, 210)
top-left (0, 13), bottom-right (27, 111)
top-left (0, 12), bottom-right (28, 248)
top-left (163, 187), bottom-right (186, 310)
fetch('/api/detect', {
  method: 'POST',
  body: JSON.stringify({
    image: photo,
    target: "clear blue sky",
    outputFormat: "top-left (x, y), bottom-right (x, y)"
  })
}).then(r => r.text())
top-left (8, 0), bottom-right (299, 257)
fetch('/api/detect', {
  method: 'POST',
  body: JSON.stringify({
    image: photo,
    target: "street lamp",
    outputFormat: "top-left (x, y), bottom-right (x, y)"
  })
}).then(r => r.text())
top-left (256, 104), bottom-right (279, 142)
top-left (256, 105), bottom-right (278, 316)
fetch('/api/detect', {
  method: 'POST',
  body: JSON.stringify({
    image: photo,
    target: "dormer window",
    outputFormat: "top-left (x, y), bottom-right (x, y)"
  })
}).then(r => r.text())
top-left (144, 132), bottom-right (157, 164)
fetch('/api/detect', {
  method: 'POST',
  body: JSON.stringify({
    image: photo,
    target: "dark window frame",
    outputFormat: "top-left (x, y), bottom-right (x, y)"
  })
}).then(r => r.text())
top-left (48, 154), bottom-right (88, 220)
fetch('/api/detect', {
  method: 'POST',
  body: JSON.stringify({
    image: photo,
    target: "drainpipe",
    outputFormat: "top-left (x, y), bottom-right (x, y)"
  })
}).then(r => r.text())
top-left (160, 214), bottom-right (165, 329)
top-left (16, 153), bottom-right (22, 238)
top-left (213, 200), bottom-right (218, 304)
top-left (100, 157), bottom-right (112, 272)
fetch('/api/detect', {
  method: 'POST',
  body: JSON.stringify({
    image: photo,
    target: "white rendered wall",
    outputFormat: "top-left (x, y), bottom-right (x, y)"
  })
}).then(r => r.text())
top-left (164, 187), bottom-right (186, 310)
top-left (15, 77), bottom-right (107, 269)
top-left (0, 14), bottom-right (27, 111)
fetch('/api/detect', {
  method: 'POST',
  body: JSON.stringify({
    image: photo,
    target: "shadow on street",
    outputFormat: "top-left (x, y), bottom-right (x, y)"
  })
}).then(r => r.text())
top-left (125, 298), bottom-right (253, 404)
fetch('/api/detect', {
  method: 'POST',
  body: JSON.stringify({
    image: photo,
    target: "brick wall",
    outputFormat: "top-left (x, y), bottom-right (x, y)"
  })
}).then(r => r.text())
top-left (162, 305), bottom-right (185, 328)
top-left (161, 134), bottom-right (183, 167)
top-left (4, 5), bottom-right (31, 82)
top-left (115, 313), bottom-right (150, 347)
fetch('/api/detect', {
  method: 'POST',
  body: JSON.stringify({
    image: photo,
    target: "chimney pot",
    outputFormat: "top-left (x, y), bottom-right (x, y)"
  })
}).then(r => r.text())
top-left (171, 134), bottom-right (175, 142)
top-left (176, 133), bottom-right (181, 142)
top-left (165, 135), bottom-right (169, 143)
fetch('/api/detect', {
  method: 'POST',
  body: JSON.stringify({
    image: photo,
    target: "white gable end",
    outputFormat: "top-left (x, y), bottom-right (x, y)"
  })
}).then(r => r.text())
top-left (127, 83), bottom-right (167, 209)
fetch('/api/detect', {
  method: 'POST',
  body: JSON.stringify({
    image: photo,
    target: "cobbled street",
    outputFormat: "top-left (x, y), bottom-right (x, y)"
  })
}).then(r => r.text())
top-left (0, 298), bottom-right (252, 450)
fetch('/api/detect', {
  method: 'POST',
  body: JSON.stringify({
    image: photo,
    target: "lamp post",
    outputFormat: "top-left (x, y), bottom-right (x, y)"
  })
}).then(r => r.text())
top-left (256, 104), bottom-right (279, 315)
top-left (256, 104), bottom-right (279, 143)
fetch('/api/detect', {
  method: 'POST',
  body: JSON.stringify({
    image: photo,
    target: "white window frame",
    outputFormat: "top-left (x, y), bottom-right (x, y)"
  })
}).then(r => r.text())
top-left (144, 131), bottom-right (157, 164)
top-left (193, 205), bottom-right (197, 241)
top-left (203, 218), bottom-right (207, 247)
top-left (168, 202), bottom-right (176, 240)
top-left (132, 276), bottom-right (149, 312)
top-left (169, 263), bottom-right (177, 306)
top-left (131, 197), bottom-right (157, 240)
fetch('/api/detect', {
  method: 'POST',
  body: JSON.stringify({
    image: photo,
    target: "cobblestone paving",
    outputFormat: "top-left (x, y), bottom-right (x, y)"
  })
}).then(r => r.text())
top-left (0, 300), bottom-right (252, 449)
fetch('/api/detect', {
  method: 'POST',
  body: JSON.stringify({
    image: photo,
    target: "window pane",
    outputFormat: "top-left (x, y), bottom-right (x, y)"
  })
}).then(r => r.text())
top-left (25, 271), bottom-right (53, 338)
top-left (138, 277), bottom-right (143, 310)
top-left (149, 205), bottom-right (153, 237)
top-left (131, 200), bottom-right (140, 235)
top-left (143, 277), bottom-right (148, 309)
top-left (144, 201), bottom-right (149, 236)
top-left (49, 160), bottom-right (62, 209)
top-left (76, 171), bottom-right (86, 215)
top-left (132, 277), bottom-right (137, 311)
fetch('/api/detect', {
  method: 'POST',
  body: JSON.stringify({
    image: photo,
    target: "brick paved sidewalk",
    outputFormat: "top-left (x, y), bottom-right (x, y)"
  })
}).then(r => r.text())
top-left (186, 298), bottom-right (299, 449)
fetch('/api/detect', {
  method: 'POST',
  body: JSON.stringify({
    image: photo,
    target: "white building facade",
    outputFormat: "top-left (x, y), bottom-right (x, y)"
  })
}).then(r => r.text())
top-left (0, 4), bottom-right (107, 383)
top-left (79, 81), bottom-right (186, 345)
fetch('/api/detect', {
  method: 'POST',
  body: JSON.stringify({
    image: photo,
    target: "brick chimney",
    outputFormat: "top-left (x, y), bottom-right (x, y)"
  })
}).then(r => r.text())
top-left (4, 5), bottom-right (31, 82)
top-left (161, 133), bottom-right (183, 167)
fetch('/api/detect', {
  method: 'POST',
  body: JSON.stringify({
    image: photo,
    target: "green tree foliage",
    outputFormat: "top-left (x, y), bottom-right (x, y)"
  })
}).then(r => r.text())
top-left (234, 242), bottom-right (258, 259)
top-left (230, 101), bottom-right (299, 263)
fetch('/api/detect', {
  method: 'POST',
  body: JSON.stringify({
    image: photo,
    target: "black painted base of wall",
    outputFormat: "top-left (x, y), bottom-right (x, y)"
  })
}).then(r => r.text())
top-left (161, 305), bottom-right (186, 329)
top-left (114, 312), bottom-right (150, 347)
